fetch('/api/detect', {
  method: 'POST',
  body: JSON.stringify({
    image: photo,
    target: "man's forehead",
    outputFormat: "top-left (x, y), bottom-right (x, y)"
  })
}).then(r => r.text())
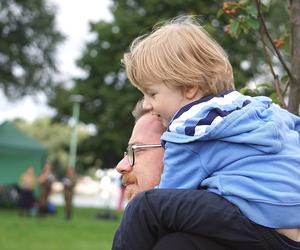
top-left (129, 114), bottom-right (164, 144)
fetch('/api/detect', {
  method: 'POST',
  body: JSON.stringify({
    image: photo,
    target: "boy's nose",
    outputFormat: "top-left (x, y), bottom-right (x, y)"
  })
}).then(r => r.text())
top-left (142, 98), bottom-right (152, 111)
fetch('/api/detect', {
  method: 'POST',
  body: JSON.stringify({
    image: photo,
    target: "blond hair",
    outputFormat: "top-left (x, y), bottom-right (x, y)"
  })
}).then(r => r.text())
top-left (123, 16), bottom-right (234, 95)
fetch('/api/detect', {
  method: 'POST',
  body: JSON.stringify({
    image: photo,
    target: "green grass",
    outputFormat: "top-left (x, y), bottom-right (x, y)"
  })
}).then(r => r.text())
top-left (0, 207), bottom-right (121, 250)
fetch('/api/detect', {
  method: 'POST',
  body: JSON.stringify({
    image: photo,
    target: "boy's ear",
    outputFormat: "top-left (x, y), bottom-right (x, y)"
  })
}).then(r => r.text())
top-left (184, 85), bottom-right (200, 99)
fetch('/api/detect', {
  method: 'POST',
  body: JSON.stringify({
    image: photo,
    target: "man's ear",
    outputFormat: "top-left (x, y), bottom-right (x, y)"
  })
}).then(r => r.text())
top-left (184, 85), bottom-right (200, 100)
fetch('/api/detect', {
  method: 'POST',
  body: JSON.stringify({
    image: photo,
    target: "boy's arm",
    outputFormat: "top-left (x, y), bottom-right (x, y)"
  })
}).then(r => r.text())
top-left (158, 142), bottom-right (209, 189)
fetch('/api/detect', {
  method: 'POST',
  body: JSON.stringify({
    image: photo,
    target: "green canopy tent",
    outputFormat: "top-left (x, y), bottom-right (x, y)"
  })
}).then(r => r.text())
top-left (0, 121), bottom-right (47, 185)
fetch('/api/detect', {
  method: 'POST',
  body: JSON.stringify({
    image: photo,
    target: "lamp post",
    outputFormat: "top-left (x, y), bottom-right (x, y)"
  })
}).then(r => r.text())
top-left (68, 95), bottom-right (83, 169)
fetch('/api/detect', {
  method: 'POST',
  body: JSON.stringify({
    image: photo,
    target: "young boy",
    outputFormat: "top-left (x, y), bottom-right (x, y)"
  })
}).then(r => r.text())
top-left (114, 16), bottom-right (300, 249)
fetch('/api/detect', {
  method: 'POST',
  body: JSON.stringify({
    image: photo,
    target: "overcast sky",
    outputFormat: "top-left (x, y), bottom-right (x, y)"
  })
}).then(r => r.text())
top-left (0, 0), bottom-right (112, 123)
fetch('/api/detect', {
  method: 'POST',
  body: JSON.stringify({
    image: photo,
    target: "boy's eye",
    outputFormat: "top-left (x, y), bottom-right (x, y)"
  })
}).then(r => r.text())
top-left (144, 91), bottom-right (156, 98)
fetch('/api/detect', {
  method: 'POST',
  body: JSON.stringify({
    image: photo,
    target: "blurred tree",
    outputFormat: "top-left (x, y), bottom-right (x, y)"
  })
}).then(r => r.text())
top-left (49, 0), bottom-right (292, 170)
top-left (221, 0), bottom-right (300, 114)
top-left (14, 118), bottom-right (90, 176)
top-left (0, 0), bottom-right (64, 99)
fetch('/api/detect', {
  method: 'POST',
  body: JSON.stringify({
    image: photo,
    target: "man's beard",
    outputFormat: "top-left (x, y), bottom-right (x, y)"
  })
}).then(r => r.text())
top-left (122, 173), bottom-right (138, 199)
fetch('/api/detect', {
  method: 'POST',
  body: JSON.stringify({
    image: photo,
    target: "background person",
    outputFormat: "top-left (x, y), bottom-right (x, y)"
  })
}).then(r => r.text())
top-left (116, 176), bottom-right (125, 211)
top-left (38, 162), bottom-right (55, 216)
top-left (18, 165), bottom-right (36, 216)
top-left (62, 166), bottom-right (77, 220)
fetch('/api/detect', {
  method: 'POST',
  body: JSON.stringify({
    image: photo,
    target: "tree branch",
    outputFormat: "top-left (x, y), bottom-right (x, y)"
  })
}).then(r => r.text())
top-left (254, 0), bottom-right (293, 80)
top-left (260, 28), bottom-right (287, 108)
top-left (288, 0), bottom-right (300, 114)
top-left (282, 79), bottom-right (290, 96)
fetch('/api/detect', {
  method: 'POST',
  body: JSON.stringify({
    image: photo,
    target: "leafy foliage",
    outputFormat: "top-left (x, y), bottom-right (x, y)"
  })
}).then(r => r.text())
top-left (0, 0), bottom-right (64, 99)
top-left (220, 0), bottom-right (300, 114)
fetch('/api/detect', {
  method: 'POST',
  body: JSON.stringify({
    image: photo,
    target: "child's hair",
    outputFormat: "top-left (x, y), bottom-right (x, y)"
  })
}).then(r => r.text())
top-left (123, 16), bottom-right (234, 96)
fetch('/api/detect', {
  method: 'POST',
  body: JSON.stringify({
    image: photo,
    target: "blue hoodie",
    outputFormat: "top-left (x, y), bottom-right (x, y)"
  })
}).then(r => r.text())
top-left (160, 90), bottom-right (300, 228)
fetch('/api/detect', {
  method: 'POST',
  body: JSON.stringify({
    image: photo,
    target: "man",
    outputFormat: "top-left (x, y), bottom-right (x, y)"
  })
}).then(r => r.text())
top-left (116, 101), bottom-right (164, 200)
top-left (114, 101), bottom-right (229, 250)
top-left (38, 162), bottom-right (55, 216)
top-left (62, 166), bottom-right (77, 220)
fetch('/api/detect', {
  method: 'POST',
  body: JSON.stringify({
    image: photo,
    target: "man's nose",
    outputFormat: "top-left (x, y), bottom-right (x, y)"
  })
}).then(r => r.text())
top-left (115, 156), bottom-right (132, 174)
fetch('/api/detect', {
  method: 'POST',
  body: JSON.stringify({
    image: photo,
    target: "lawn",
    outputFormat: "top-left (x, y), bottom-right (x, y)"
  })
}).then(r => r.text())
top-left (0, 207), bottom-right (121, 250)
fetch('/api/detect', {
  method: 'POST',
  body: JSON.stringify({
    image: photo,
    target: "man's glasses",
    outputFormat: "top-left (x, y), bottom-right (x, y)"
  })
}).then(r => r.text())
top-left (124, 144), bottom-right (162, 167)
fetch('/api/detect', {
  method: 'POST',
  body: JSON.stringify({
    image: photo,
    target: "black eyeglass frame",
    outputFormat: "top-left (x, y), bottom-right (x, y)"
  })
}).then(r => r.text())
top-left (124, 144), bottom-right (162, 167)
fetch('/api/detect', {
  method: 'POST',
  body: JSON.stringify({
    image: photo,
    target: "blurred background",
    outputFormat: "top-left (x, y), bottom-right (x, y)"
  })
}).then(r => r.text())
top-left (0, 0), bottom-right (297, 249)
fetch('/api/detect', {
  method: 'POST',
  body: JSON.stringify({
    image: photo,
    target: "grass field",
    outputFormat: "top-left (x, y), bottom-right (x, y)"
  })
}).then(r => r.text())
top-left (0, 207), bottom-right (121, 250)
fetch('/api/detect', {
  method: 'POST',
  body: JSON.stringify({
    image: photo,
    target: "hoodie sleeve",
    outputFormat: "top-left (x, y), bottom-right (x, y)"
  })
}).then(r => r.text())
top-left (158, 142), bottom-right (209, 189)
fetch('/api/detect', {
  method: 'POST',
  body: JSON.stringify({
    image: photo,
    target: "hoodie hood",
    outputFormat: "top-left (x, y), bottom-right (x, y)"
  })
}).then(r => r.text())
top-left (162, 90), bottom-right (297, 154)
